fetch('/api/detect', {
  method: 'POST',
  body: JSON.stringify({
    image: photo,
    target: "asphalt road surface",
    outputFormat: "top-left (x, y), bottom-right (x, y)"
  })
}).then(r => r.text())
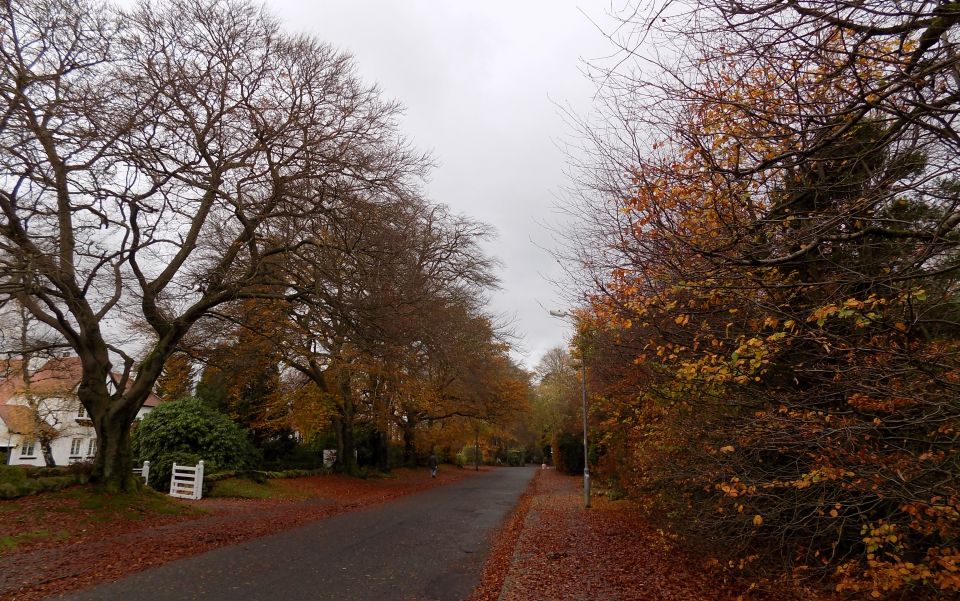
top-left (57, 466), bottom-right (537, 601)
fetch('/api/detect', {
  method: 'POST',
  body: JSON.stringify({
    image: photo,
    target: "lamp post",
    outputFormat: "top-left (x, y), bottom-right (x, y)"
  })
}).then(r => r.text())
top-left (549, 309), bottom-right (590, 508)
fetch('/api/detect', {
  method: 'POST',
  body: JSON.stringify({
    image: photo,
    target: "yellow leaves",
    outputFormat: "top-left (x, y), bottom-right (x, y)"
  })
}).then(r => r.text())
top-left (861, 521), bottom-right (900, 554)
top-left (753, 514), bottom-right (763, 526)
top-left (810, 304), bottom-right (839, 326)
top-left (843, 298), bottom-right (865, 310)
top-left (717, 477), bottom-right (753, 498)
top-left (766, 331), bottom-right (786, 343)
top-left (720, 445), bottom-right (736, 453)
top-left (719, 483), bottom-right (740, 497)
top-left (675, 313), bottom-right (690, 326)
top-left (899, 288), bottom-right (927, 303)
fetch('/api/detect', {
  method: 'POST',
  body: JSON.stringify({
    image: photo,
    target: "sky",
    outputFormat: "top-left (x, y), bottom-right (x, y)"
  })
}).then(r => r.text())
top-left (259, 0), bottom-right (618, 369)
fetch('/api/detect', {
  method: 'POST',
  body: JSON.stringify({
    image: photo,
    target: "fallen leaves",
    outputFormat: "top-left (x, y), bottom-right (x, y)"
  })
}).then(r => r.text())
top-left (471, 470), bottom-right (738, 601)
top-left (0, 468), bottom-right (473, 601)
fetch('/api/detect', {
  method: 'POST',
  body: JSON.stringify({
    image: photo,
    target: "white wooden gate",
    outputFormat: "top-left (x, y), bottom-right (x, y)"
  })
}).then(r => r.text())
top-left (132, 460), bottom-right (150, 483)
top-left (169, 460), bottom-right (204, 500)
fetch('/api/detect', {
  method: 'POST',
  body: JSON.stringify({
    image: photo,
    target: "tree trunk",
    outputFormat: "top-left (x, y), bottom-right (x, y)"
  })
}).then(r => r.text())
top-left (91, 415), bottom-right (135, 492)
top-left (343, 423), bottom-right (356, 474)
top-left (332, 414), bottom-right (345, 468)
top-left (334, 374), bottom-right (357, 475)
top-left (78, 355), bottom-right (142, 493)
top-left (41, 440), bottom-right (55, 467)
top-left (402, 425), bottom-right (417, 467)
top-left (374, 428), bottom-right (390, 472)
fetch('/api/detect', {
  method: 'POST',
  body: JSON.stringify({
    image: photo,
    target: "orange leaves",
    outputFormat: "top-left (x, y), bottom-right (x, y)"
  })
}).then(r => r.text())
top-left (835, 533), bottom-right (960, 597)
top-left (847, 393), bottom-right (918, 414)
top-left (717, 477), bottom-right (753, 498)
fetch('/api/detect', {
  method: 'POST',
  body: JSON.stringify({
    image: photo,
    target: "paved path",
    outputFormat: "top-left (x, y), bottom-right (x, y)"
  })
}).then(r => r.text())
top-left (56, 467), bottom-right (536, 601)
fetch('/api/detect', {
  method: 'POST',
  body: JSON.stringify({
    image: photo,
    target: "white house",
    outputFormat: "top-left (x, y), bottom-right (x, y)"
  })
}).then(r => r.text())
top-left (0, 355), bottom-right (162, 466)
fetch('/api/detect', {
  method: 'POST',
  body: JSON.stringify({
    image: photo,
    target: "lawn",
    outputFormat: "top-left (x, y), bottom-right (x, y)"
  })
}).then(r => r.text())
top-left (0, 485), bottom-right (202, 554)
top-left (207, 477), bottom-right (305, 500)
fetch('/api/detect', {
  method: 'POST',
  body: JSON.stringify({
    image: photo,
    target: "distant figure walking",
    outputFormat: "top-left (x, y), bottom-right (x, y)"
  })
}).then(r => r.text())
top-left (429, 453), bottom-right (439, 478)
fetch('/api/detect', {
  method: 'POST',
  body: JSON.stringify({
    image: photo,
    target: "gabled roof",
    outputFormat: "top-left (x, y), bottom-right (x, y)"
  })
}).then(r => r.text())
top-left (0, 358), bottom-right (25, 405)
top-left (0, 356), bottom-right (82, 405)
top-left (0, 355), bottom-right (163, 408)
top-left (0, 404), bottom-right (56, 436)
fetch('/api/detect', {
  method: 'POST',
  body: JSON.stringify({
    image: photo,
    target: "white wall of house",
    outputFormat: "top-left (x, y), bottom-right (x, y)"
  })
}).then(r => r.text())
top-left (8, 431), bottom-right (99, 467)
top-left (1, 355), bottom-right (162, 467)
top-left (1, 420), bottom-right (18, 463)
top-left (3, 394), bottom-right (155, 467)
top-left (4, 393), bottom-right (96, 466)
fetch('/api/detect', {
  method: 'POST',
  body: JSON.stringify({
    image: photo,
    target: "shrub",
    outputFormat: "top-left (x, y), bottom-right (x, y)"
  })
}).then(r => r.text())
top-left (132, 397), bottom-right (259, 490)
top-left (506, 449), bottom-right (524, 467)
top-left (556, 432), bottom-right (584, 476)
top-left (0, 465), bottom-right (86, 499)
top-left (260, 445), bottom-right (324, 471)
top-left (145, 451), bottom-right (209, 492)
top-left (0, 464), bottom-right (28, 486)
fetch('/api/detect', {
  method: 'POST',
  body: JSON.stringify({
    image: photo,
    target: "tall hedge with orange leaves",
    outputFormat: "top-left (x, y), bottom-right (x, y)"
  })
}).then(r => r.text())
top-left (571, 1), bottom-right (960, 596)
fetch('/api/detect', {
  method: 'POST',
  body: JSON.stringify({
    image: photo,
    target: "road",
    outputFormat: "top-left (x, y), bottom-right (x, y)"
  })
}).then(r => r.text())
top-left (56, 466), bottom-right (536, 601)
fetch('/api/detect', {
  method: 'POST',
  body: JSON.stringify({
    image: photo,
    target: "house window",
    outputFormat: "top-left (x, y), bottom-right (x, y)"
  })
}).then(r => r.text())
top-left (77, 404), bottom-right (86, 419)
top-left (87, 438), bottom-right (97, 457)
top-left (70, 438), bottom-right (83, 457)
top-left (20, 440), bottom-right (36, 458)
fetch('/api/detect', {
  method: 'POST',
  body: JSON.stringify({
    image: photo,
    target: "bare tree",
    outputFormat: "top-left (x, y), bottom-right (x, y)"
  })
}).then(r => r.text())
top-left (272, 196), bottom-right (499, 473)
top-left (0, 0), bottom-right (427, 490)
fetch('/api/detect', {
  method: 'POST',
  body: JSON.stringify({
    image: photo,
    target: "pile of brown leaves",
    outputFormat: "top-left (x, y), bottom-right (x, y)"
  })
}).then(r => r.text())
top-left (471, 469), bottom-right (737, 601)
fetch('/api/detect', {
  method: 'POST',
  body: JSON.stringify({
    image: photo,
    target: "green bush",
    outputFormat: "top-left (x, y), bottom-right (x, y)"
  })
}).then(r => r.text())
top-left (0, 465), bottom-right (85, 499)
top-left (145, 451), bottom-right (211, 492)
top-left (556, 432), bottom-right (584, 476)
top-left (0, 464), bottom-right (28, 486)
top-left (506, 449), bottom-right (524, 467)
top-left (260, 445), bottom-right (324, 471)
top-left (132, 397), bottom-right (259, 490)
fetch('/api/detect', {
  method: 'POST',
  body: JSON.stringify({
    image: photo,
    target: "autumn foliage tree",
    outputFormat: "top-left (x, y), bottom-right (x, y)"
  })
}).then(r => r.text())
top-left (531, 347), bottom-right (580, 471)
top-left (568, 0), bottom-right (960, 596)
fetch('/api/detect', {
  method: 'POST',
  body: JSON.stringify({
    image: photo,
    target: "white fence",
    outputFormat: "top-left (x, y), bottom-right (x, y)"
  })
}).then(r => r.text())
top-left (133, 460), bottom-right (150, 483)
top-left (169, 460), bottom-right (204, 500)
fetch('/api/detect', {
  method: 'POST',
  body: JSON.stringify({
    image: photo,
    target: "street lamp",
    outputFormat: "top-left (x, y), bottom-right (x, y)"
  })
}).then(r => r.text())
top-left (548, 309), bottom-right (590, 508)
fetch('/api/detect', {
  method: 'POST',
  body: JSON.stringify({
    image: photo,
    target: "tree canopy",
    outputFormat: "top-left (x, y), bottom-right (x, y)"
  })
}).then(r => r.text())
top-left (564, 0), bottom-right (960, 596)
top-left (0, 0), bottom-right (521, 488)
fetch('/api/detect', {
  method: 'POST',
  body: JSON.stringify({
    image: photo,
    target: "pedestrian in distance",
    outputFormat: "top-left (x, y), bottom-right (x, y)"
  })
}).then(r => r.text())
top-left (429, 452), bottom-right (439, 478)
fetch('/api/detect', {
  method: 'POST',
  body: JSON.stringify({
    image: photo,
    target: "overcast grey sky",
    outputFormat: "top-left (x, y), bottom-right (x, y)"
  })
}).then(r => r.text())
top-left (261, 0), bottom-right (616, 369)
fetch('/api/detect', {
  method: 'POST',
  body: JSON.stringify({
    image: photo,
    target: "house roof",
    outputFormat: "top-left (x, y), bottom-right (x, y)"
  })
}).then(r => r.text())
top-left (0, 404), bottom-right (56, 436)
top-left (0, 355), bottom-right (163, 408)
top-left (0, 358), bottom-right (25, 405)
